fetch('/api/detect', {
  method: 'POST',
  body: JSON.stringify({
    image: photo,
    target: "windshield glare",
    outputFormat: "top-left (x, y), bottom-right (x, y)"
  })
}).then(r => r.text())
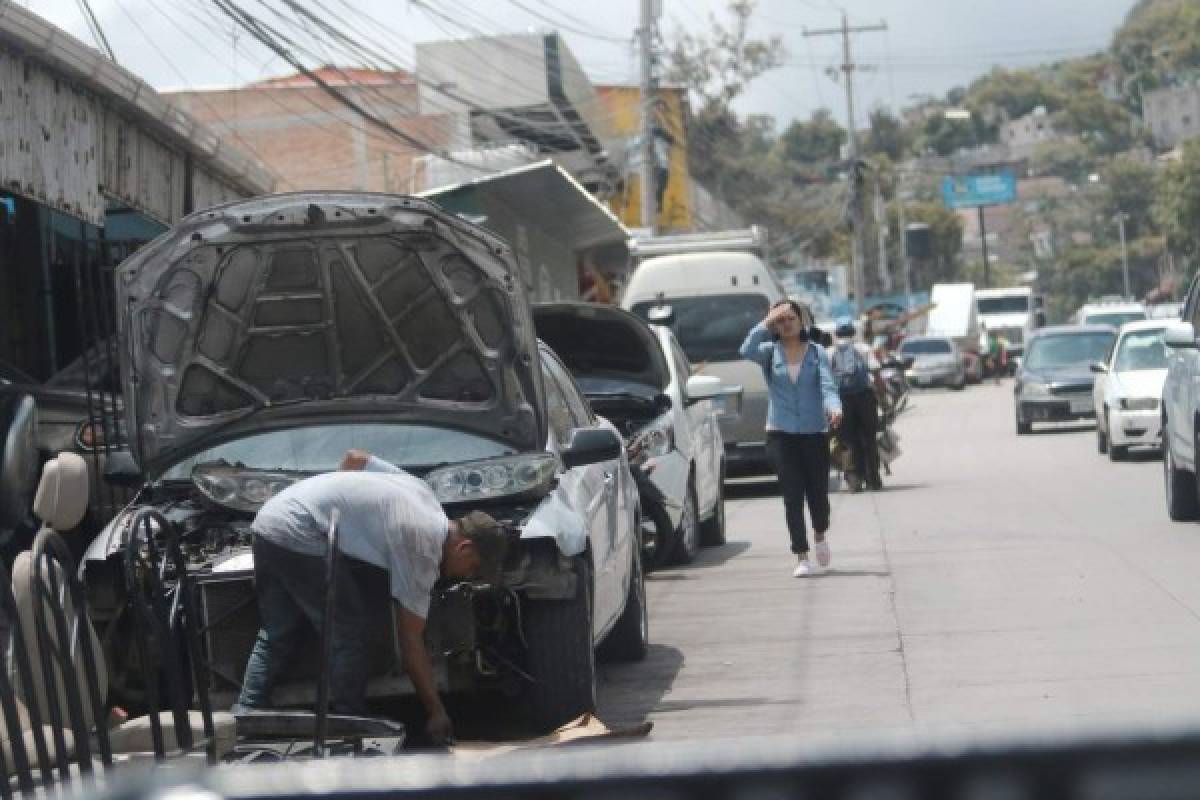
top-left (161, 424), bottom-right (516, 480)
top-left (1025, 333), bottom-right (1115, 370)
top-left (631, 293), bottom-right (770, 363)
top-left (1114, 329), bottom-right (1168, 372)
top-left (977, 296), bottom-right (1029, 314)
top-left (901, 339), bottom-right (953, 355)
top-left (1085, 311), bottom-right (1146, 328)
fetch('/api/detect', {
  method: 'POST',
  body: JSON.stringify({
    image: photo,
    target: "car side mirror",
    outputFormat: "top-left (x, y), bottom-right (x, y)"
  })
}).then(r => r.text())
top-left (685, 375), bottom-right (723, 404)
top-left (647, 305), bottom-right (675, 326)
top-left (561, 427), bottom-right (623, 469)
top-left (1089, 362), bottom-right (1108, 374)
top-left (1164, 322), bottom-right (1197, 350)
top-left (653, 393), bottom-right (673, 415)
top-left (102, 451), bottom-right (143, 487)
top-left (901, 355), bottom-right (916, 369)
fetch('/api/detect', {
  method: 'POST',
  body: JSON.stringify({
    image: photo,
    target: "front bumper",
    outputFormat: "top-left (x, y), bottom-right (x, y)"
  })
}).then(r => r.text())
top-left (724, 441), bottom-right (770, 474)
top-left (1018, 397), bottom-right (1095, 423)
top-left (910, 367), bottom-right (959, 386)
top-left (1108, 408), bottom-right (1163, 448)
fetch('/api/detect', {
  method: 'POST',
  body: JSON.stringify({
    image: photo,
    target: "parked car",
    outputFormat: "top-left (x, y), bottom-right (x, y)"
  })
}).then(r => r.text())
top-left (1014, 325), bottom-right (1116, 435)
top-left (79, 192), bottom-right (646, 731)
top-left (622, 244), bottom-right (786, 475)
top-left (898, 336), bottom-right (967, 390)
top-left (1092, 321), bottom-right (1168, 460)
top-left (1161, 274), bottom-right (1200, 520)
top-left (533, 302), bottom-right (728, 567)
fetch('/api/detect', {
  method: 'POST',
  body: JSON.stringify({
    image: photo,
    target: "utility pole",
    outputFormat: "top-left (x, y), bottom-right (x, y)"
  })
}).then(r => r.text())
top-left (978, 206), bottom-right (991, 289)
top-left (874, 179), bottom-right (891, 293)
top-left (1116, 212), bottom-right (1131, 299)
top-left (896, 184), bottom-right (913, 303)
top-left (804, 12), bottom-right (887, 317)
top-left (639, 0), bottom-right (660, 232)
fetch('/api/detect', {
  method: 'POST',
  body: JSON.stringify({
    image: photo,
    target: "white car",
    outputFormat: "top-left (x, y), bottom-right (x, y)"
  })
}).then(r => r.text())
top-left (1092, 321), bottom-right (1168, 460)
top-left (533, 303), bottom-right (728, 566)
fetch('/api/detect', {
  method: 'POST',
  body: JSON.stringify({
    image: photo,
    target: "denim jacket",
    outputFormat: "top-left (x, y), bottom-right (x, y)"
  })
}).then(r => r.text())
top-left (739, 322), bottom-right (842, 434)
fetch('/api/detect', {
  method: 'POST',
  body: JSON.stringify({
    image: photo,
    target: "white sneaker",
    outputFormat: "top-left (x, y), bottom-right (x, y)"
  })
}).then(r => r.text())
top-left (815, 539), bottom-right (831, 567)
top-left (792, 558), bottom-right (812, 578)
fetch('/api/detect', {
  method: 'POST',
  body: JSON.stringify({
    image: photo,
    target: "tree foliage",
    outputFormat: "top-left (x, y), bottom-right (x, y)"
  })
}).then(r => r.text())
top-left (1155, 138), bottom-right (1200, 258)
top-left (965, 67), bottom-right (1064, 120)
top-left (777, 109), bottom-right (845, 164)
top-left (865, 107), bottom-right (907, 161)
top-left (1099, 156), bottom-right (1157, 237)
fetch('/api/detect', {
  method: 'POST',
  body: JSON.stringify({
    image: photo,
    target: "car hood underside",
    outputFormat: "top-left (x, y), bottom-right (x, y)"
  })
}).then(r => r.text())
top-left (118, 193), bottom-right (545, 477)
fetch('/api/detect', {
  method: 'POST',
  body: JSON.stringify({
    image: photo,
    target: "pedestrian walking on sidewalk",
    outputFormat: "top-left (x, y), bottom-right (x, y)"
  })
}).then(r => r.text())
top-left (740, 300), bottom-right (843, 578)
top-left (831, 320), bottom-right (883, 492)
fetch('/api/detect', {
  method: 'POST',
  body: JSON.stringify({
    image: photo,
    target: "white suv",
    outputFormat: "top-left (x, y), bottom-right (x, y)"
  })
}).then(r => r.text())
top-left (1160, 274), bottom-right (1200, 519)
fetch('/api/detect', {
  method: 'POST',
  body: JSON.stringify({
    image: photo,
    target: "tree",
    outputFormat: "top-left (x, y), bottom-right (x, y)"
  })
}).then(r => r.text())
top-left (1028, 139), bottom-right (1093, 184)
top-left (1058, 92), bottom-right (1133, 154)
top-left (778, 109), bottom-right (845, 164)
top-left (965, 67), bottom-right (1065, 120)
top-left (1099, 156), bottom-right (1157, 237)
top-left (888, 202), bottom-right (964, 289)
top-left (865, 107), bottom-right (907, 160)
top-left (1155, 138), bottom-right (1200, 259)
top-left (918, 111), bottom-right (985, 156)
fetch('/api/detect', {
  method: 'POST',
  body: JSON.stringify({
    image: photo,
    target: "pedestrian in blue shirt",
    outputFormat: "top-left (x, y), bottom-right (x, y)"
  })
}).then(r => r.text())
top-left (740, 300), bottom-right (843, 577)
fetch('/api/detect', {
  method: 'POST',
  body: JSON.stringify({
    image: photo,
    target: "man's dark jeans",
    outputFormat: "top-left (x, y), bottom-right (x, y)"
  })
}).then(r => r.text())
top-left (839, 388), bottom-right (881, 488)
top-left (766, 432), bottom-right (831, 555)
top-left (238, 536), bottom-right (375, 715)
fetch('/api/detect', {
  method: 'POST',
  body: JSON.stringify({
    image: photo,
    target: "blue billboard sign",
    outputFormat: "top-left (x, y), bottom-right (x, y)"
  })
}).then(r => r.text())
top-left (941, 171), bottom-right (1017, 209)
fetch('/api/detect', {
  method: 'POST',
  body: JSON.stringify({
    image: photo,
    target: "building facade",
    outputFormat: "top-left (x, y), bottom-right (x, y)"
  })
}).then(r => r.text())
top-left (1141, 84), bottom-right (1200, 150)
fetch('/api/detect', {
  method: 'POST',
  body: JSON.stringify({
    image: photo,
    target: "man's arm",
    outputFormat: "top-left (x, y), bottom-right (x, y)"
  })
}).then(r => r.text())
top-left (395, 606), bottom-right (453, 743)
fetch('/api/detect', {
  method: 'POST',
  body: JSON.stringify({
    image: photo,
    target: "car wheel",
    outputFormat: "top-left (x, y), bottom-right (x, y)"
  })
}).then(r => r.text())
top-left (951, 372), bottom-right (966, 391)
top-left (1097, 415), bottom-right (1108, 454)
top-left (1016, 411), bottom-right (1032, 435)
top-left (1165, 439), bottom-right (1200, 521)
top-left (597, 544), bottom-right (648, 663)
top-left (522, 557), bottom-right (596, 731)
top-left (1106, 413), bottom-right (1127, 461)
top-left (700, 462), bottom-right (727, 547)
top-left (669, 484), bottom-right (700, 564)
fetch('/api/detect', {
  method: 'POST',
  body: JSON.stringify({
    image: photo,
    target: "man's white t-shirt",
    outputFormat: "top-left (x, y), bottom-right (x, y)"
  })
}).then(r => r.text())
top-left (252, 457), bottom-right (448, 618)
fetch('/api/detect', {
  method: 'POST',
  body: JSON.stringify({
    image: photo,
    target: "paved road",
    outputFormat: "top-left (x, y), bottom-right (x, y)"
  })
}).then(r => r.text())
top-left (597, 381), bottom-right (1200, 745)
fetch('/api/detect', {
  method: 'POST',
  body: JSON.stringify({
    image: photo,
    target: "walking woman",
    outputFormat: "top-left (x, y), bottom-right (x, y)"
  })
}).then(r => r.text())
top-left (740, 300), bottom-right (843, 577)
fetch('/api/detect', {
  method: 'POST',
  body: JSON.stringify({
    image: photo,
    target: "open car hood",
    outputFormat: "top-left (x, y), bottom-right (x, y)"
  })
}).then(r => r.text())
top-left (532, 303), bottom-right (671, 391)
top-left (118, 192), bottom-right (544, 478)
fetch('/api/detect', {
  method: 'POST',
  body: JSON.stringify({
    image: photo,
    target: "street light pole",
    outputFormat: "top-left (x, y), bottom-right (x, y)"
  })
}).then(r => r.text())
top-left (1116, 212), bottom-right (1131, 299)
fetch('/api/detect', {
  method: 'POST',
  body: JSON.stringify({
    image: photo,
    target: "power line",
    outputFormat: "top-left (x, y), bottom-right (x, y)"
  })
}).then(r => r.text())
top-left (75, 0), bottom-right (116, 61)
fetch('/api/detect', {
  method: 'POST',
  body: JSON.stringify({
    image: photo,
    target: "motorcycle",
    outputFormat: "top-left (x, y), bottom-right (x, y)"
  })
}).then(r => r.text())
top-left (877, 354), bottom-right (912, 417)
top-left (831, 373), bottom-right (905, 493)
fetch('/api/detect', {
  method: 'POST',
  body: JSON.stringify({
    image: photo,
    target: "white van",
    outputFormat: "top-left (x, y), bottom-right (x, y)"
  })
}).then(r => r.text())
top-left (621, 250), bottom-right (789, 473)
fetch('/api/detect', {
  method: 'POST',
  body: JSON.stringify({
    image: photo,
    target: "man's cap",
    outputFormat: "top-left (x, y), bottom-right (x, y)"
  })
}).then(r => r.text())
top-left (836, 322), bottom-right (856, 339)
top-left (458, 510), bottom-right (510, 586)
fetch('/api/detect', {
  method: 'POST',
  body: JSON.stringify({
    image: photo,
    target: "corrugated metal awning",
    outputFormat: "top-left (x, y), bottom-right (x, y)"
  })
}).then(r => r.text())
top-left (419, 160), bottom-right (627, 250)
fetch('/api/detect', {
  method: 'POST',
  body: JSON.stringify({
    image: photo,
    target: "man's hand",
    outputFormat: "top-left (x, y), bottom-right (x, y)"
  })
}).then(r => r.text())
top-left (828, 409), bottom-right (843, 429)
top-left (426, 708), bottom-right (454, 745)
top-left (339, 449), bottom-right (370, 470)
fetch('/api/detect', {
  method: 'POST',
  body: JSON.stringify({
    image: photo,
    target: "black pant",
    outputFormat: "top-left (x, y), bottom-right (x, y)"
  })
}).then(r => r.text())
top-left (766, 432), bottom-right (831, 555)
top-left (840, 389), bottom-right (881, 487)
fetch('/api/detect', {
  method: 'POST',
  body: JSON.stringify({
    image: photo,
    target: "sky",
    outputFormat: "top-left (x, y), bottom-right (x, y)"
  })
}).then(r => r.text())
top-left (26, 0), bottom-right (1139, 131)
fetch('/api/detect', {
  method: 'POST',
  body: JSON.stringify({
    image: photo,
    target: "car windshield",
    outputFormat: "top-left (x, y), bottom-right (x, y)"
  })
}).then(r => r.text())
top-left (901, 339), bottom-right (953, 355)
top-left (631, 293), bottom-right (770, 363)
top-left (1025, 332), bottom-right (1115, 370)
top-left (1085, 311), bottom-right (1146, 328)
top-left (1114, 329), bottom-right (1168, 372)
top-left (159, 423), bottom-right (516, 480)
top-left (977, 296), bottom-right (1029, 314)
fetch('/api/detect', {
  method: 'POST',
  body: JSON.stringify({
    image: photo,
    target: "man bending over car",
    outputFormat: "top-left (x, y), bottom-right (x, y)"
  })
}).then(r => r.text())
top-left (236, 448), bottom-right (508, 745)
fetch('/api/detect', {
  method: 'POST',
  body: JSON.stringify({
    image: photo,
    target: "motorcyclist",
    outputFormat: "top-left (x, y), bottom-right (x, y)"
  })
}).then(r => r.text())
top-left (831, 320), bottom-right (883, 492)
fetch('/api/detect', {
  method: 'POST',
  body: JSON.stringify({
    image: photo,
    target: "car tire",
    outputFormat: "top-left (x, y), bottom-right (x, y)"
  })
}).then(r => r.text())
top-left (522, 558), bottom-right (596, 731)
top-left (951, 374), bottom-right (966, 391)
top-left (669, 484), bottom-right (700, 564)
top-left (597, 545), bottom-right (648, 663)
top-left (1165, 440), bottom-right (1200, 521)
top-left (1097, 418), bottom-right (1108, 454)
top-left (1016, 412), bottom-right (1032, 436)
top-left (700, 462), bottom-right (727, 547)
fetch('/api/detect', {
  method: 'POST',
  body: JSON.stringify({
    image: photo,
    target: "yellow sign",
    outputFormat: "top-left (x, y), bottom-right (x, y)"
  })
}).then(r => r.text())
top-left (595, 86), bottom-right (693, 232)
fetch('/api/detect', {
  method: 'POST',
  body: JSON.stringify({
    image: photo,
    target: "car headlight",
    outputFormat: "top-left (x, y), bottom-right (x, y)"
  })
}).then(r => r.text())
top-left (1020, 381), bottom-right (1051, 399)
top-left (629, 420), bottom-right (674, 462)
top-left (1120, 397), bottom-right (1159, 411)
top-left (712, 386), bottom-right (743, 419)
top-left (193, 466), bottom-right (301, 512)
top-left (426, 453), bottom-right (558, 504)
